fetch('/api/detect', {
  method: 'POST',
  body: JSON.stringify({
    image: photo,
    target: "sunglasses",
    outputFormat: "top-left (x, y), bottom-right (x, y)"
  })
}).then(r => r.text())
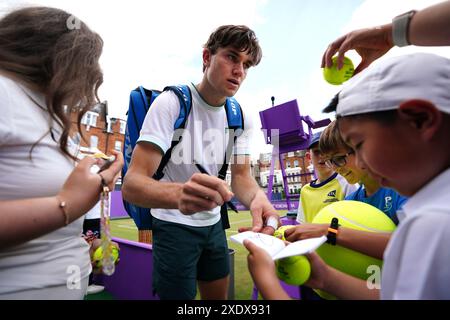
top-left (325, 150), bottom-right (355, 168)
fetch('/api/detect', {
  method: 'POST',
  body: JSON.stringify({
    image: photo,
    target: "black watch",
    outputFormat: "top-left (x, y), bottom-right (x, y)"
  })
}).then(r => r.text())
top-left (326, 217), bottom-right (340, 245)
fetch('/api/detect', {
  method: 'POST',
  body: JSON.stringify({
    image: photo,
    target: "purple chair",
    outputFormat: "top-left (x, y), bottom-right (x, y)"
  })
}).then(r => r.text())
top-left (259, 99), bottom-right (330, 211)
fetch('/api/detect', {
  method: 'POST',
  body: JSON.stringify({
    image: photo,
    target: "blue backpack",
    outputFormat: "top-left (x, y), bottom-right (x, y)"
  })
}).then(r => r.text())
top-left (122, 85), bottom-right (244, 230)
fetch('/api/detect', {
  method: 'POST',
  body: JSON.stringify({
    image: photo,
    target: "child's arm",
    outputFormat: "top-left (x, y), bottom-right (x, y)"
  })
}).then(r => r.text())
top-left (243, 239), bottom-right (291, 300)
top-left (244, 239), bottom-right (379, 300)
top-left (306, 252), bottom-right (380, 300)
top-left (285, 224), bottom-right (391, 260)
top-left (333, 229), bottom-right (390, 260)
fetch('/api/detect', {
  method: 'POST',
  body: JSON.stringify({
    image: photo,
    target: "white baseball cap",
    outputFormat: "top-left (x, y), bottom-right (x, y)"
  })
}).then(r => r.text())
top-left (327, 53), bottom-right (450, 117)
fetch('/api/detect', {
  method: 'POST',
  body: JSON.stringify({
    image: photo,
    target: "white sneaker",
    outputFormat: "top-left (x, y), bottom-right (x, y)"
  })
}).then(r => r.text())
top-left (87, 284), bottom-right (105, 295)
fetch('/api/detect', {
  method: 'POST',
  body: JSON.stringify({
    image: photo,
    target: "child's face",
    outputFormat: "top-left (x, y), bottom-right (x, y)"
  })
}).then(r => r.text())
top-left (338, 116), bottom-right (419, 196)
top-left (309, 146), bottom-right (333, 176)
top-left (324, 147), bottom-right (367, 185)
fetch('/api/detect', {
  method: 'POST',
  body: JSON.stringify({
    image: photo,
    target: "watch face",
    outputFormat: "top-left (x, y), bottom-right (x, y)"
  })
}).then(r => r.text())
top-left (331, 217), bottom-right (339, 227)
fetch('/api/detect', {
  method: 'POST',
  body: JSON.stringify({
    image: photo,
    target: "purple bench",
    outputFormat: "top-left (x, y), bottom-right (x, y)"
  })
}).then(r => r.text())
top-left (94, 237), bottom-right (159, 300)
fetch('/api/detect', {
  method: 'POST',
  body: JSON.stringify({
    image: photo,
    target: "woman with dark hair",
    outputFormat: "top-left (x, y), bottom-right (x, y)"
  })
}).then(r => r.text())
top-left (0, 6), bottom-right (123, 299)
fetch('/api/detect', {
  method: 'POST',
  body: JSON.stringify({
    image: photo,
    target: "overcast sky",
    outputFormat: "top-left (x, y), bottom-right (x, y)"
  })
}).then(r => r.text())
top-left (2, 0), bottom-right (449, 159)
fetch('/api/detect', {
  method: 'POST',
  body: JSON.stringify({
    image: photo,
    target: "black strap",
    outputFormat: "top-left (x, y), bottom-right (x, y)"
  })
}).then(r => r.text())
top-left (217, 133), bottom-right (236, 230)
top-left (153, 135), bottom-right (183, 180)
top-left (326, 217), bottom-right (340, 245)
top-left (218, 103), bottom-right (244, 229)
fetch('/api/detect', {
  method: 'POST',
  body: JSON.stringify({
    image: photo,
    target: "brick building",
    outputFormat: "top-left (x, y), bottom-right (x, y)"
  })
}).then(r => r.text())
top-left (258, 150), bottom-right (314, 198)
top-left (69, 101), bottom-right (126, 155)
top-left (283, 150), bottom-right (314, 187)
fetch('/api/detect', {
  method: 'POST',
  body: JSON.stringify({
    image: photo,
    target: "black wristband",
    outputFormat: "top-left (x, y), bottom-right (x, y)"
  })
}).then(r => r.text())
top-left (326, 217), bottom-right (340, 245)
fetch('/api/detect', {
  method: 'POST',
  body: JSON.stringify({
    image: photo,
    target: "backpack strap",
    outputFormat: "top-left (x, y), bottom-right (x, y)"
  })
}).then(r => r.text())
top-left (129, 86), bottom-right (149, 132)
top-left (168, 85), bottom-right (192, 129)
top-left (224, 97), bottom-right (244, 131)
top-left (138, 86), bottom-right (150, 108)
top-left (125, 87), bottom-right (157, 173)
top-left (218, 97), bottom-right (244, 229)
top-left (153, 85), bottom-right (192, 180)
top-left (122, 86), bottom-right (160, 230)
top-left (218, 97), bottom-right (244, 180)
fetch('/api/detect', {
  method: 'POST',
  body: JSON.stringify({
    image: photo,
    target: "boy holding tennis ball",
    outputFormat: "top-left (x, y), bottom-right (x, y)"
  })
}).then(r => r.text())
top-left (284, 120), bottom-right (407, 260)
top-left (246, 52), bottom-right (450, 300)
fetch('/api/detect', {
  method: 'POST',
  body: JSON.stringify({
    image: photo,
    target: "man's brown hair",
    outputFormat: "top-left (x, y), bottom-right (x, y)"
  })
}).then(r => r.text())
top-left (203, 25), bottom-right (262, 71)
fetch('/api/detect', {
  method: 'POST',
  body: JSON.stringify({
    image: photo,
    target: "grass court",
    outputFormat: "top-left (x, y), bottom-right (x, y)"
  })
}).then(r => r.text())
top-left (109, 210), bottom-right (287, 300)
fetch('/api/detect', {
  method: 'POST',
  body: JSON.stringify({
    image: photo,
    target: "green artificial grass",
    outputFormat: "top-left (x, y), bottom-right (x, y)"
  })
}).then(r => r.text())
top-left (110, 210), bottom-right (287, 300)
top-left (84, 290), bottom-right (115, 300)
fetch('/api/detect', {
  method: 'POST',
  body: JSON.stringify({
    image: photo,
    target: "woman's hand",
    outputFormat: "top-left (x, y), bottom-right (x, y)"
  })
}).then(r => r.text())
top-left (57, 150), bottom-right (124, 222)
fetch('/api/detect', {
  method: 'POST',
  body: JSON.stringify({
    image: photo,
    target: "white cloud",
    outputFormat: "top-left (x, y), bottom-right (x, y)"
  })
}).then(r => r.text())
top-left (1, 0), bottom-right (268, 119)
top-left (2, 0), bottom-right (449, 161)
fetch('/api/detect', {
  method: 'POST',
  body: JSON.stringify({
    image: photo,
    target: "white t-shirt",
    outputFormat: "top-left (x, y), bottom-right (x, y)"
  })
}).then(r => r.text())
top-left (381, 168), bottom-right (450, 299)
top-left (0, 74), bottom-right (91, 295)
top-left (137, 83), bottom-right (251, 227)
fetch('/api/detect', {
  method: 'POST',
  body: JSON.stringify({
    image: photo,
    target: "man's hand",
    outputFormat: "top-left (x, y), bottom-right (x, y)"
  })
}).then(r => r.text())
top-left (178, 173), bottom-right (233, 215)
top-left (238, 190), bottom-right (279, 235)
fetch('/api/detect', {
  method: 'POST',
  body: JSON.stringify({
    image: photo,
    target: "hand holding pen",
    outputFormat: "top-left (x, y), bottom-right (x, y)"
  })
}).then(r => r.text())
top-left (194, 162), bottom-right (238, 213)
top-left (177, 162), bottom-right (236, 215)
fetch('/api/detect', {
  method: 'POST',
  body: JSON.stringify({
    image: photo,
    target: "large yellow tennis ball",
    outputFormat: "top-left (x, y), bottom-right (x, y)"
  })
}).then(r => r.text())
top-left (92, 245), bottom-right (119, 268)
top-left (275, 255), bottom-right (311, 286)
top-left (273, 225), bottom-right (295, 240)
top-left (323, 56), bottom-right (354, 85)
top-left (312, 200), bottom-right (396, 299)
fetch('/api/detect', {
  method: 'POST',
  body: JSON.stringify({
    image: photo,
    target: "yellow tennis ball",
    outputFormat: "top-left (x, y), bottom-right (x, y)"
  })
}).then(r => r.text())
top-left (323, 56), bottom-right (354, 85)
top-left (273, 225), bottom-right (295, 240)
top-left (93, 245), bottom-right (119, 268)
top-left (312, 200), bottom-right (396, 299)
top-left (275, 255), bottom-right (311, 286)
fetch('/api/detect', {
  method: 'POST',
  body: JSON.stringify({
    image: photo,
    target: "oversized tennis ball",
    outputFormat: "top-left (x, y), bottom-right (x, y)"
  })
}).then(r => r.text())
top-left (273, 225), bottom-right (295, 240)
top-left (275, 255), bottom-right (311, 286)
top-left (92, 245), bottom-right (119, 268)
top-left (312, 200), bottom-right (396, 299)
top-left (323, 56), bottom-right (354, 85)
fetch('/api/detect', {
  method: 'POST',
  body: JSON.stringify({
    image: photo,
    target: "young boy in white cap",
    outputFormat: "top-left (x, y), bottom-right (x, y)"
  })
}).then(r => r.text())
top-left (244, 52), bottom-right (450, 299)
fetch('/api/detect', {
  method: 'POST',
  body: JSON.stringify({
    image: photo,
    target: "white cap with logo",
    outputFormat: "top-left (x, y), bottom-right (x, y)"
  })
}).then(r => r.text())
top-left (335, 53), bottom-right (450, 117)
